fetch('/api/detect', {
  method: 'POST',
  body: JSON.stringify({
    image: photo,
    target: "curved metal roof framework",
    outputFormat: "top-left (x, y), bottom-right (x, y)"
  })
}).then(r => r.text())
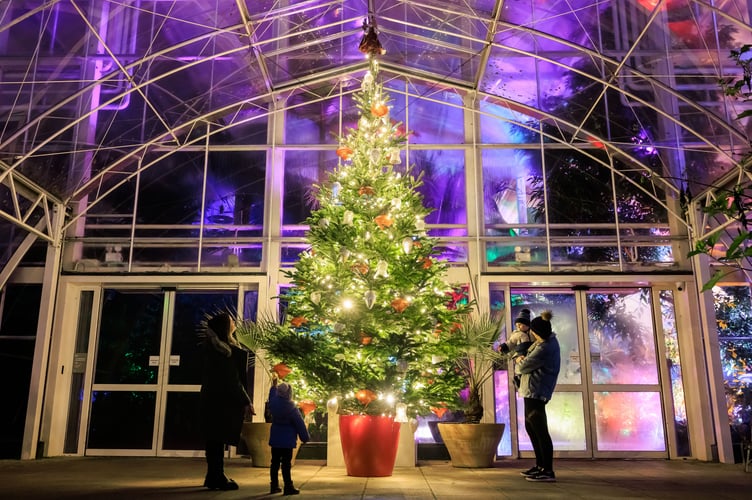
top-left (1, 0), bottom-right (751, 277)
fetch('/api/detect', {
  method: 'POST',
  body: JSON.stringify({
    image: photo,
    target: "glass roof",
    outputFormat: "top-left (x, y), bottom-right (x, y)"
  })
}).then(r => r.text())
top-left (0, 0), bottom-right (751, 246)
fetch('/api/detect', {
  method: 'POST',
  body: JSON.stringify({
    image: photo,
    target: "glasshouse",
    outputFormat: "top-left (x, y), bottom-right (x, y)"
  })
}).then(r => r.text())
top-left (1, 0), bottom-right (751, 467)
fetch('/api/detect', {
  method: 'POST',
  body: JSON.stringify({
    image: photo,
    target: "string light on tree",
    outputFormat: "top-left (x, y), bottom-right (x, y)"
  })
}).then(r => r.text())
top-left (264, 39), bottom-right (472, 417)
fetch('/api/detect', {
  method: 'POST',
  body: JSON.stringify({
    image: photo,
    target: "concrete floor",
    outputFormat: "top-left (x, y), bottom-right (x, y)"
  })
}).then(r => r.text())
top-left (0, 456), bottom-right (749, 499)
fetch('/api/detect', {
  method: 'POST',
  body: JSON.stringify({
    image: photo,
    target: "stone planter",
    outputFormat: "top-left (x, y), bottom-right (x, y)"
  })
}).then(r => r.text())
top-left (437, 423), bottom-right (505, 468)
top-left (240, 422), bottom-right (300, 467)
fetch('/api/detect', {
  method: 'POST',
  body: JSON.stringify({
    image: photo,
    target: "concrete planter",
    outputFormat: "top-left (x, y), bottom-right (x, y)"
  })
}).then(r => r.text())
top-left (437, 423), bottom-right (505, 468)
top-left (240, 422), bottom-right (300, 467)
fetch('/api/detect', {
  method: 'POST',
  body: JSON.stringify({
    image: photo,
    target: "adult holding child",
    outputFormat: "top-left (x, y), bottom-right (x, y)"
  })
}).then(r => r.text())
top-left (516, 310), bottom-right (560, 482)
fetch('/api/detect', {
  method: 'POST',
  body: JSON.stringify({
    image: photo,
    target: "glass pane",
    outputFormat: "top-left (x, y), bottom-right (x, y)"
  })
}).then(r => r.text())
top-left (410, 149), bottom-right (466, 227)
top-left (95, 290), bottom-right (164, 384)
top-left (282, 150), bottom-right (338, 229)
top-left (493, 370), bottom-right (512, 457)
top-left (593, 391), bottom-right (665, 452)
top-left (169, 291), bottom-right (237, 385)
top-left (87, 391), bottom-right (156, 449)
top-left (488, 288), bottom-right (510, 456)
top-left (511, 291), bottom-right (580, 385)
top-left (162, 392), bottom-right (203, 450)
top-left (714, 286), bottom-right (752, 451)
top-left (517, 392), bottom-right (587, 452)
top-left (0, 338), bottom-right (34, 458)
top-left (0, 284), bottom-right (42, 336)
top-left (659, 289), bottom-right (691, 456)
top-left (64, 291), bottom-right (95, 454)
top-left (587, 289), bottom-right (659, 385)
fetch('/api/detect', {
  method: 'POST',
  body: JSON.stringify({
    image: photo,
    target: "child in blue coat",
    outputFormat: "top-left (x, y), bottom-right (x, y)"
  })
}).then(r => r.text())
top-left (268, 380), bottom-right (310, 495)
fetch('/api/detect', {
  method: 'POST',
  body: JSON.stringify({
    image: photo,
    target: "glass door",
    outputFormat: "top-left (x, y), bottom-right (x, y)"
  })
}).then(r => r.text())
top-left (493, 287), bottom-right (668, 459)
top-left (85, 288), bottom-right (238, 456)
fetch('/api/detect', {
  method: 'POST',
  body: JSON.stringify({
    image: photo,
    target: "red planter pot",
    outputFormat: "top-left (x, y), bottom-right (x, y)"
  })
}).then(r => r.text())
top-left (339, 414), bottom-right (401, 477)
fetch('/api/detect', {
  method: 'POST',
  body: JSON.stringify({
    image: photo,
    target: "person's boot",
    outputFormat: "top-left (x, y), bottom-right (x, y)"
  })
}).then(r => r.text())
top-left (283, 483), bottom-right (300, 496)
top-left (270, 481), bottom-right (282, 494)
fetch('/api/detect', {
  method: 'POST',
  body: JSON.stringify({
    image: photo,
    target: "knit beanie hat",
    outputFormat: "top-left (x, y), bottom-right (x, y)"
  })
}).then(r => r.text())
top-left (276, 383), bottom-right (292, 400)
top-left (514, 308), bottom-right (532, 327)
top-left (530, 310), bottom-right (553, 339)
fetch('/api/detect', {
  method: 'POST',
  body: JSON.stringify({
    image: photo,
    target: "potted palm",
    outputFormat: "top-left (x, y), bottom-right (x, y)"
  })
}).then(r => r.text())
top-left (438, 307), bottom-right (508, 468)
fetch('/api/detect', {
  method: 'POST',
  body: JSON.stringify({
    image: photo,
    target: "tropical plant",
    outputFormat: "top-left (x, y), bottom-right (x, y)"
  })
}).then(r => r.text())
top-left (689, 45), bottom-right (752, 290)
top-left (233, 311), bottom-right (280, 379)
top-left (448, 308), bottom-right (506, 423)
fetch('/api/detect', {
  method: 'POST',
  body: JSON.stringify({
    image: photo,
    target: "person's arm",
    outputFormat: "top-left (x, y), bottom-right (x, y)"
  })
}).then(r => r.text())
top-left (293, 410), bottom-right (311, 443)
top-left (517, 343), bottom-right (548, 374)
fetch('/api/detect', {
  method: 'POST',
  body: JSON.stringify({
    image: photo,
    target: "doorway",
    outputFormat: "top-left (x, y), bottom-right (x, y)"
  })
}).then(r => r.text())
top-left (84, 288), bottom-right (240, 456)
top-left (492, 286), bottom-right (670, 459)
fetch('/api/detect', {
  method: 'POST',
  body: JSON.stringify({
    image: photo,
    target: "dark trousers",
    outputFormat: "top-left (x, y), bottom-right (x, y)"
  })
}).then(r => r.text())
top-left (524, 397), bottom-right (554, 471)
top-left (205, 440), bottom-right (225, 480)
top-left (270, 447), bottom-right (294, 486)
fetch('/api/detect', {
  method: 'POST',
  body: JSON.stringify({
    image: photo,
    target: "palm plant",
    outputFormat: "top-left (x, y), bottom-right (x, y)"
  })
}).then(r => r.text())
top-left (451, 308), bottom-right (506, 423)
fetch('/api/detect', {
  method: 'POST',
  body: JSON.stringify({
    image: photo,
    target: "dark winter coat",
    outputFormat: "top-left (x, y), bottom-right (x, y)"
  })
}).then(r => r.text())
top-left (517, 333), bottom-right (561, 402)
top-left (200, 329), bottom-right (251, 445)
top-left (268, 388), bottom-right (310, 449)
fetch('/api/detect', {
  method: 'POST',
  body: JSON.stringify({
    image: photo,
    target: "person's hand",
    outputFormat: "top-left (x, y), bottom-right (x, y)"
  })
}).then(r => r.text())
top-left (243, 404), bottom-right (254, 420)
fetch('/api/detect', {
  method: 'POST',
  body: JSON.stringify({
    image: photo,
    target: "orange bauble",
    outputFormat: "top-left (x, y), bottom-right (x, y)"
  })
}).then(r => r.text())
top-left (358, 185), bottom-right (375, 196)
top-left (391, 297), bottom-right (408, 313)
top-left (272, 363), bottom-right (292, 379)
top-left (351, 262), bottom-right (369, 275)
top-left (298, 400), bottom-right (317, 416)
top-left (374, 214), bottom-right (393, 229)
top-left (422, 257), bottom-right (433, 269)
top-left (355, 389), bottom-right (377, 406)
top-left (371, 102), bottom-right (388, 117)
top-left (431, 406), bottom-right (448, 419)
top-left (290, 316), bottom-right (308, 327)
top-left (336, 146), bottom-right (353, 160)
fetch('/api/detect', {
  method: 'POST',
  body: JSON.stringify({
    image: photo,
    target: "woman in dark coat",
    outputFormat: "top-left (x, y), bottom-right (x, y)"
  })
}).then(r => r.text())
top-left (200, 312), bottom-right (252, 490)
top-left (268, 380), bottom-right (310, 495)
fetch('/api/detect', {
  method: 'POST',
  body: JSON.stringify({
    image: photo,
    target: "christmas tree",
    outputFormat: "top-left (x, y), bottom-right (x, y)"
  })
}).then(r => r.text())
top-left (266, 52), bottom-right (472, 418)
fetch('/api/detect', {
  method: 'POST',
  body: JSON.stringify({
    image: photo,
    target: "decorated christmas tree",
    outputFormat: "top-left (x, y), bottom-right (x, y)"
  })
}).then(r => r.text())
top-left (266, 51), bottom-right (472, 419)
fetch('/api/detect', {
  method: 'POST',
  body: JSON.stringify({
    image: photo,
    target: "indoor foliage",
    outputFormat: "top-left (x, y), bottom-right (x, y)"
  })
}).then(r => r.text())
top-left (690, 45), bottom-right (752, 290)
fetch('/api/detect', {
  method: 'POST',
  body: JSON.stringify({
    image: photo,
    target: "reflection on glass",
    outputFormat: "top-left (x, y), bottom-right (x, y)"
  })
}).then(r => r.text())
top-left (713, 286), bottom-right (752, 452)
top-left (517, 392), bottom-right (587, 452)
top-left (511, 292), bottom-right (580, 385)
top-left (587, 290), bottom-right (658, 385)
top-left (493, 370), bottom-right (511, 456)
top-left (169, 291), bottom-right (237, 385)
top-left (95, 290), bottom-right (163, 384)
top-left (87, 391), bottom-right (155, 449)
top-left (660, 289), bottom-right (691, 456)
top-left (593, 392), bottom-right (665, 451)
top-left (162, 392), bottom-right (203, 450)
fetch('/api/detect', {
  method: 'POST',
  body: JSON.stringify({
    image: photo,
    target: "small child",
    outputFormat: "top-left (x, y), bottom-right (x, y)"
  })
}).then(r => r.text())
top-left (498, 308), bottom-right (533, 389)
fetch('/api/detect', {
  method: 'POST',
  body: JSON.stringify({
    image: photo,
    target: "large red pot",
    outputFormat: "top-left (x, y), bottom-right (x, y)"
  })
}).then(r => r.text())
top-left (339, 414), bottom-right (400, 477)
